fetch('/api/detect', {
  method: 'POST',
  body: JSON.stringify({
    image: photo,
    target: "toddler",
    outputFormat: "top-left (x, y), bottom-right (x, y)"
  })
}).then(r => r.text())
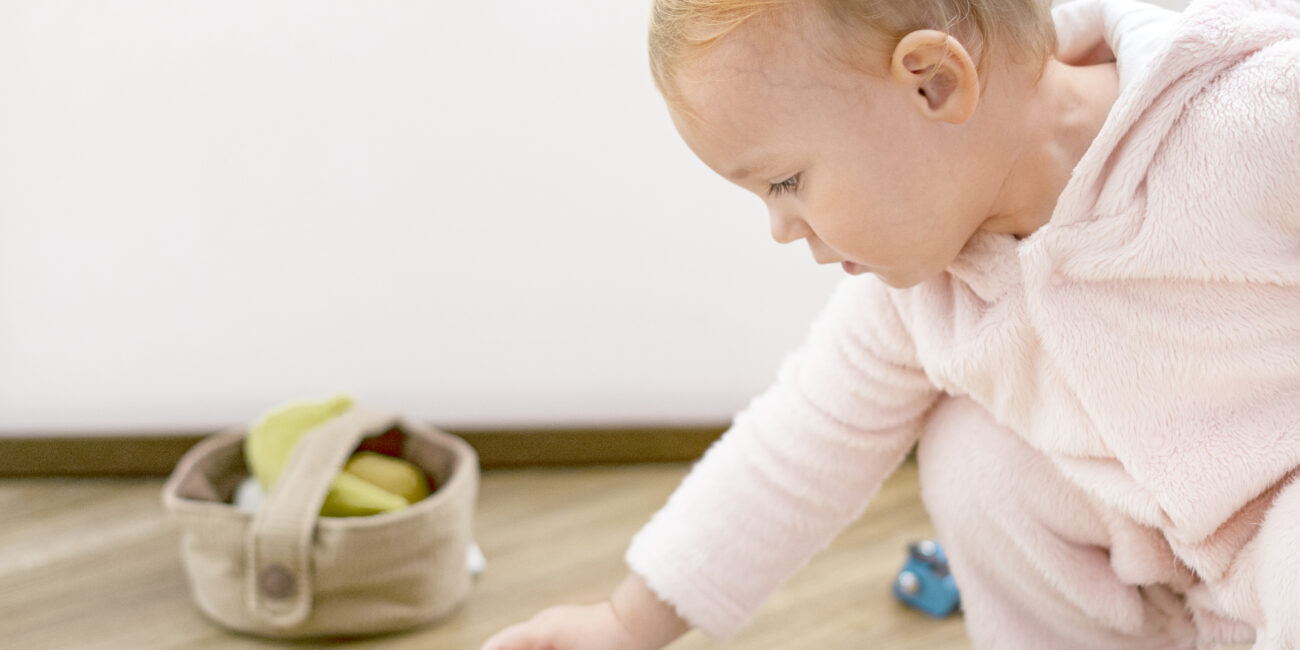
top-left (484, 0), bottom-right (1300, 647)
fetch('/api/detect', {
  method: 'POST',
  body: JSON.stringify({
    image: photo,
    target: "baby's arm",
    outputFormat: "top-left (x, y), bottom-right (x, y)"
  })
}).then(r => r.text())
top-left (623, 275), bottom-right (940, 638)
top-left (480, 573), bottom-right (689, 650)
top-left (486, 275), bottom-right (939, 645)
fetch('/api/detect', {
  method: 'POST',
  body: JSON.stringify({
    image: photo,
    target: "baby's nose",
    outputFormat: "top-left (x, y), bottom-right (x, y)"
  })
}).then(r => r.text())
top-left (768, 208), bottom-right (812, 245)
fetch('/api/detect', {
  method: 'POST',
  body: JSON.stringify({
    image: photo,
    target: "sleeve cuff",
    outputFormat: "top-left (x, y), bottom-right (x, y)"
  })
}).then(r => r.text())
top-left (625, 521), bottom-right (753, 640)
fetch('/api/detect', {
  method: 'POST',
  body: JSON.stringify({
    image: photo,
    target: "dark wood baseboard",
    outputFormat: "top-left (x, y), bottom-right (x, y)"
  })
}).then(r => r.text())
top-left (0, 426), bottom-right (727, 477)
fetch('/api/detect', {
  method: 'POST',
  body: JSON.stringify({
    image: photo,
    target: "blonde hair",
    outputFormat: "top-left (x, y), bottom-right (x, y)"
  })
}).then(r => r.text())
top-left (649, 0), bottom-right (1058, 107)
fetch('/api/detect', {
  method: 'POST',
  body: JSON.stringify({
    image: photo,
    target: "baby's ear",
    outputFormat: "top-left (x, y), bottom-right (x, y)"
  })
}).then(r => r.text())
top-left (890, 30), bottom-right (979, 124)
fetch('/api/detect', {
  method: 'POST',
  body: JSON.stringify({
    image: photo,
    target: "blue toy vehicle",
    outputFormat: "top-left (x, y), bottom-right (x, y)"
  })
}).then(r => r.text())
top-left (893, 539), bottom-right (960, 618)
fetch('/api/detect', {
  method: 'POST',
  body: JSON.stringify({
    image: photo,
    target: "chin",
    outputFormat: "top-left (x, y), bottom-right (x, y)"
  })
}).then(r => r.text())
top-left (877, 268), bottom-right (936, 290)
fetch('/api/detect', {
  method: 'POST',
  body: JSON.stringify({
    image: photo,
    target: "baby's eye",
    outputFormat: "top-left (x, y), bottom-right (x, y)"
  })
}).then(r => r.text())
top-left (767, 174), bottom-right (800, 197)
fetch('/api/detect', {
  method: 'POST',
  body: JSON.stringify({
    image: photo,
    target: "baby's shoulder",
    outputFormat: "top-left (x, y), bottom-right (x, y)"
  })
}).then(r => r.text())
top-left (1131, 37), bottom-right (1300, 282)
top-left (1146, 0), bottom-right (1300, 148)
top-left (1154, 35), bottom-right (1300, 217)
top-left (1181, 36), bottom-right (1300, 133)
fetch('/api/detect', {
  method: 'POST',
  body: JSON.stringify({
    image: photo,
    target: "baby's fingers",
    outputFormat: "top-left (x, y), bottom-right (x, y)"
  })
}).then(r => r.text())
top-left (479, 622), bottom-right (552, 650)
top-left (480, 603), bottom-right (638, 650)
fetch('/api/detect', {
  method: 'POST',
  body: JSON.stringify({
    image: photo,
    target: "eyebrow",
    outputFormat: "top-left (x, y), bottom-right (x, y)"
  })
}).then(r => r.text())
top-left (727, 159), bottom-right (766, 181)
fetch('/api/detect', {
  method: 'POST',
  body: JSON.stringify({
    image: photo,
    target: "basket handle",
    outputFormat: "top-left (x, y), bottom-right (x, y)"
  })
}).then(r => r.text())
top-left (243, 405), bottom-right (399, 629)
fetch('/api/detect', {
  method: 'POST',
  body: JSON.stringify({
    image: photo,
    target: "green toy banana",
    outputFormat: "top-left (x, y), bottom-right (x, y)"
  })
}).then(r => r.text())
top-left (244, 395), bottom-right (430, 517)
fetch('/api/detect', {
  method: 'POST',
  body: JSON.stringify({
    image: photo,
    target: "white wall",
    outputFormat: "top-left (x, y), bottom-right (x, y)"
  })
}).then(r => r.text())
top-left (0, 1), bottom-right (841, 435)
top-left (0, 0), bottom-right (1190, 435)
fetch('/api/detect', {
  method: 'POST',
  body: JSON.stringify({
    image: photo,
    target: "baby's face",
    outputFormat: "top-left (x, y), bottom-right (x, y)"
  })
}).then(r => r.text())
top-left (669, 18), bottom-right (1000, 288)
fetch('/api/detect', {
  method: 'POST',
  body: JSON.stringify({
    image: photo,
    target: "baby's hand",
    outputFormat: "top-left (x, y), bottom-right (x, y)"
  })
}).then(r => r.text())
top-left (479, 602), bottom-right (645, 650)
top-left (481, 574), bottom-right (690, 650)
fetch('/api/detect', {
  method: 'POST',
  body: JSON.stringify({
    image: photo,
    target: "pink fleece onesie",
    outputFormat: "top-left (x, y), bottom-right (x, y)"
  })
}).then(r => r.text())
top-left (625, 0), bottom-right (1300, 647)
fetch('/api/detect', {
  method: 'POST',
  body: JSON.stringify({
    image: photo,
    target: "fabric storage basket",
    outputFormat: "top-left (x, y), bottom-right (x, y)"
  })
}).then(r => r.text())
top-left (161, 405), bottom-right (478, 638)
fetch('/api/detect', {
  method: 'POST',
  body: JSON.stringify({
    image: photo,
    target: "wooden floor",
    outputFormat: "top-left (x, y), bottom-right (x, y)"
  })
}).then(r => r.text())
top-left (0, 459), bottom-right (970, 649)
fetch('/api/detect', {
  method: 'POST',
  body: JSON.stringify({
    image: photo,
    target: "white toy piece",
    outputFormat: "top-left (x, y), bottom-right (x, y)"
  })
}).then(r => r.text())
top-left (234, 475), bottom-right (263, 513)
top-left (465, 542), bottom-right (487, 576)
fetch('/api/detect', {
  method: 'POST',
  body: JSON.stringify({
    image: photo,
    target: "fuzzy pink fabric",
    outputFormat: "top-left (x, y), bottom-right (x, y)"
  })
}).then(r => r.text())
top-left (626, 0), bottom-right (1300, 641)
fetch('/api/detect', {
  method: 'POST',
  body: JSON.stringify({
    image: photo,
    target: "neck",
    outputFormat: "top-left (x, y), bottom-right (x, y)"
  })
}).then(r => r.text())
top-left (983, 57), bottom-right (1120, 239)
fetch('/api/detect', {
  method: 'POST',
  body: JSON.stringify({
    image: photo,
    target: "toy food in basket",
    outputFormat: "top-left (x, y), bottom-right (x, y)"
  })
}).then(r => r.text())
top-left (162, 396), bottom-right (480, 638)
top-left (242, 395), bottom-right (432, 517)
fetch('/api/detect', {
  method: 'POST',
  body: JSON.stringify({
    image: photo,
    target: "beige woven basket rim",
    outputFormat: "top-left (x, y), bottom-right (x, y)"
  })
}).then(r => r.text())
top-left (163, 421), bottom-right (477, 528)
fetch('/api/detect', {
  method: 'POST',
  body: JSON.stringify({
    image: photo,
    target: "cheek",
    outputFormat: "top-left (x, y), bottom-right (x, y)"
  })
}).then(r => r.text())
top-left (815, 178), bottom-right (893, 244)
top-left (805, 183), bottom-right (872, 248)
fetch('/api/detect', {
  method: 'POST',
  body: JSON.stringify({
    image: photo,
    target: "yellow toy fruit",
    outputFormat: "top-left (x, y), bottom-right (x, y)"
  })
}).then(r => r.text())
top-left (320, 471), bottom-right (410, 517)
top-left (244, 395), bottom-right (428, 518)
top-left (245, 394), bottom-right (354, 489)
top-left (344, 451), bottom-right (431, 505)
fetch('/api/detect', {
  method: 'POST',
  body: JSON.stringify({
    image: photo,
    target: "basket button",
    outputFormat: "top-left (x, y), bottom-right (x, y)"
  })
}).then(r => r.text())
top-left (258, 564), bottom-right (296, 600)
